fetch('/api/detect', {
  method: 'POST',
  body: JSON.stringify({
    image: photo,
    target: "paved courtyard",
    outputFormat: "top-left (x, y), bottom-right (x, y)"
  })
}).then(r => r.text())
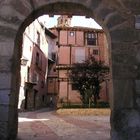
top-left (18, 108), bottom-right (110, 140)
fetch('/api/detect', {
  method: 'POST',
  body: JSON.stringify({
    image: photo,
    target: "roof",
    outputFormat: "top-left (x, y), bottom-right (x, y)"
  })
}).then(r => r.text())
top-left (45, 29), bottom-right (57, 39)
top-left (40, 23), bottom-right (57, 39)
top-left (49, 26), bottom-right (104, 33)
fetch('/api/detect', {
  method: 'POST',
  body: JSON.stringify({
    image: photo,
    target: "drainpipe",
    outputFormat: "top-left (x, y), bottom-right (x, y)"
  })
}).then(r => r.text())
top-left (57, 28), bottom-right (60, 108)
top-left (67, 44), bottom-right (72, 105)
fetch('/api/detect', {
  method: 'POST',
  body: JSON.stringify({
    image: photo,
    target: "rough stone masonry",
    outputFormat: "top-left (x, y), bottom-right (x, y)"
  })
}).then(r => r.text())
top-left (0, 0), bottom-right (140, 139)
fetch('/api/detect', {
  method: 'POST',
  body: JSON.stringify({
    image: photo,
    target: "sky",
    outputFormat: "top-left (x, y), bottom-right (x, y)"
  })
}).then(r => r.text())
top-left (38, 15), bottom-right (102, 29)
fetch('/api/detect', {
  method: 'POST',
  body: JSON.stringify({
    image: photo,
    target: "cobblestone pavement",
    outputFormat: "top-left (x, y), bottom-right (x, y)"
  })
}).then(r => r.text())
top-left (18, 108), bottom-right (110, 140)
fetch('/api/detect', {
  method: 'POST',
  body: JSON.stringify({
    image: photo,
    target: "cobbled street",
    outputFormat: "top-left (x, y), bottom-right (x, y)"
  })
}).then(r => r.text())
top-left (18, 108), bottom-right (110, 140)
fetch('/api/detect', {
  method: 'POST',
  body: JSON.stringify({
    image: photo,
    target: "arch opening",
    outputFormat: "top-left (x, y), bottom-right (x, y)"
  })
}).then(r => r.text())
top-left (13, 2), bottom-right (112, 140)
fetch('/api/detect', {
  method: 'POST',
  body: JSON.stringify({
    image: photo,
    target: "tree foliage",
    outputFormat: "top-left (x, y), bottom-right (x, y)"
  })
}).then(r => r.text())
top-left (69, 55), bottom-right (109, 107)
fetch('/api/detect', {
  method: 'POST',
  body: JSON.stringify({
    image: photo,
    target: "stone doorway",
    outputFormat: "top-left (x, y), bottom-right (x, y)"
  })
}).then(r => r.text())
top-left (0, 1), bottom-right (139, 140)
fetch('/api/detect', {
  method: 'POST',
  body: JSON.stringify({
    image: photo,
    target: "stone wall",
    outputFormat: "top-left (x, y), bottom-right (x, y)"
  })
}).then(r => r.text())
top-left (0, 0), bottom-right (140, 139)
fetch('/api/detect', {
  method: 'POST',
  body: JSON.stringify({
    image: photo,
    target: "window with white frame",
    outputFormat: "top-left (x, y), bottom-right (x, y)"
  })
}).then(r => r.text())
top-left (75, 48), bottom-right (85, 63)
top-left (85, 32), bottom-right (97, 46)
top-left (69, 31), bottom-right (74, 37)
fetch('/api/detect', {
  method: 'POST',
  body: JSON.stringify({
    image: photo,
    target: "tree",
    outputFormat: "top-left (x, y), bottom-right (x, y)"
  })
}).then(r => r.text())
top-left (69, 55), bottom-right (109, 107)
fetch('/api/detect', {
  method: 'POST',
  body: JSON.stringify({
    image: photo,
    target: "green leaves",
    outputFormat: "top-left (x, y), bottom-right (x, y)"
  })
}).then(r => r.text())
top-left (69, 55), bottom-right (109, 106)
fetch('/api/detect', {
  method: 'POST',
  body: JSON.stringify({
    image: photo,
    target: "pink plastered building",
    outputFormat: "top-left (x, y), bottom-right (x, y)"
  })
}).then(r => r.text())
top-left (19, 19), bottom-right (57, 110)
top-left (49, 16), bottom-right (109, 105)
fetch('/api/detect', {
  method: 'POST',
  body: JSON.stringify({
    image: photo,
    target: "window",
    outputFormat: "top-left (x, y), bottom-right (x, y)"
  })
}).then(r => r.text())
top-left (36, 52), bottom-right (39, 66)
top-left (75, 48), bottom-right (85, 63)
top-left (69, 31), bottom-right (74, 36)
top-left (93, 50), bottom-right (99, 55)
top-left (27, 67), bottom-right (30, 82)
top-left (35, 52), bottom-right (42, 69)
top-left (85, 32), bottom-right (97, 46)
top-left (37, 31), bottom-right (40, 46)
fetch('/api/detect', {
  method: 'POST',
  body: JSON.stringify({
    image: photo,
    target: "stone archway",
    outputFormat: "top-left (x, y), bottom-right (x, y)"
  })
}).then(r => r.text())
top-left (0, 0), bottom-right (140, 140)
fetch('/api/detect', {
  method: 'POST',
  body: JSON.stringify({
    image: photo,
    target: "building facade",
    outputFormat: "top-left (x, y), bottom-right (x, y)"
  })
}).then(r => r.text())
top-left (50, 16), bottom-right (109, 106)
top-left (45, 27), bottom-right (58, 108)
top-left (19, 19), bottom-right (57, 110)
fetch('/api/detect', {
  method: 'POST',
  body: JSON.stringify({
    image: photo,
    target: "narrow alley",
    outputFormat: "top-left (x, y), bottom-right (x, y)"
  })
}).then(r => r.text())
top-left (18, 108), bottom-right (110, 140)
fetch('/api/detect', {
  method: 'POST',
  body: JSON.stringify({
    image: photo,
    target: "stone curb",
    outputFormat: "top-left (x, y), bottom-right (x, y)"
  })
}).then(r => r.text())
top-left (56, 108), bottom-right (111, 116)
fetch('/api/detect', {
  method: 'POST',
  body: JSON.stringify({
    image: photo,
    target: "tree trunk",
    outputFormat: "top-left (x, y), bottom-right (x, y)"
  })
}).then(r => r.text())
top-left (89, 98), bottom-right (91, 108)
top-left (94, 94), bottom-right (97, 107)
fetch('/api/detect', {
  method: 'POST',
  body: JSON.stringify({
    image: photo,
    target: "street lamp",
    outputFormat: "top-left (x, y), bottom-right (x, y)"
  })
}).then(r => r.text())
top-left (21, 56), bottom-right (28, 66)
